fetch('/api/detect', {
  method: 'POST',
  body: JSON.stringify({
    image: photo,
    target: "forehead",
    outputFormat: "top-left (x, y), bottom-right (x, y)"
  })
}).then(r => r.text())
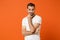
top-left (28, 6), bottom-right (35, 9)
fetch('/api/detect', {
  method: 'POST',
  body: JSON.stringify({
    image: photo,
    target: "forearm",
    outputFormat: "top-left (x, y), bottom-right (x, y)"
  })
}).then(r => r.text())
top-left (23, 30), bottom-right (39, 36)
top-left (28, 19), bottom-right (36, 33)
top-left (23, 31), bottom-right (33, 36)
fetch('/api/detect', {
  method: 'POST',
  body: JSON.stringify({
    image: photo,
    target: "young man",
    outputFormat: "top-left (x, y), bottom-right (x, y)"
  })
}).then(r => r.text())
top-left (22, 3), bottom-right (42, 40)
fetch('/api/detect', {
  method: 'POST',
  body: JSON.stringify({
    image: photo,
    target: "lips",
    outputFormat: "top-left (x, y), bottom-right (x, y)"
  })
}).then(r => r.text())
top-left (29, 12), bottom-right (34, 16)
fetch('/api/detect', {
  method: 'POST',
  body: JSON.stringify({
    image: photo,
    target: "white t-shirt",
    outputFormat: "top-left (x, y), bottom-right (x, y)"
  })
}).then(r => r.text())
top-left (22, 15), bottom-right (42, 40)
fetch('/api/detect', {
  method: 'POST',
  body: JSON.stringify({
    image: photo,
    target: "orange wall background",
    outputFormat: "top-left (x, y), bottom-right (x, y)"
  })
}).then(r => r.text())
top-left (0, 0), bottom-right (60, 40)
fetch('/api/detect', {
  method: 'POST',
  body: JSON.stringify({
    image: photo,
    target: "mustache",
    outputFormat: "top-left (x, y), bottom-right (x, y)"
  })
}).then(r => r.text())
top-left (29, 12), bottom-right (33, 13)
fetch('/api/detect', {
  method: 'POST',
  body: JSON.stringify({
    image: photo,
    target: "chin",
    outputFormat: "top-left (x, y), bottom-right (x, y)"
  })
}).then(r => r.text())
top-left (30, 14), bottom-right (34, 16)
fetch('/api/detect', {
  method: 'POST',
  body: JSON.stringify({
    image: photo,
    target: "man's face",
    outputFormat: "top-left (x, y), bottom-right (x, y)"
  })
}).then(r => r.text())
top-left (27, 6), bottom-right (35, 15)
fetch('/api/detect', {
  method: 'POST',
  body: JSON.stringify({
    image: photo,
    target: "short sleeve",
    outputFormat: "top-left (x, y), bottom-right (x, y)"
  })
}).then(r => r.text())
top-left (22, 18), bottom-right (26, 27)
top-left (34, 16), bottom-right (42, 24)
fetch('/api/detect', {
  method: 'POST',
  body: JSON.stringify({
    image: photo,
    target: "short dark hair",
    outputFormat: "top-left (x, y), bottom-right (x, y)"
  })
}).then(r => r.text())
top-left (27, 3), bottom-right (35, 8)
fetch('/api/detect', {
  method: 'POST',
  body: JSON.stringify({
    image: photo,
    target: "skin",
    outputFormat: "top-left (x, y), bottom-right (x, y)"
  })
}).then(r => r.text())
top-left (22, 6), bottom-right (40, 36)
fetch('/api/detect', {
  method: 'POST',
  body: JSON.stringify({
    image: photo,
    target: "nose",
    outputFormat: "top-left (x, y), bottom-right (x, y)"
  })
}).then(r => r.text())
top-left (30, 11), bottom-right (33, 12)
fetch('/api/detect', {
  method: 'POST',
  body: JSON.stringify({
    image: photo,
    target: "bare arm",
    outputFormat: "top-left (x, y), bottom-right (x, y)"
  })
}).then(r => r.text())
top-left (22, 25), bottom-right (34, 36)
top-left (28, 20), bottom-right (40, 34)
top-left (28, 18), bottom-right (36, 33)
top-left (22, 23), bottom-right (40, 36)
top-left (28, 15), bottom-right (40, 33)
top-left (34, 25), bottom-right (40, 34)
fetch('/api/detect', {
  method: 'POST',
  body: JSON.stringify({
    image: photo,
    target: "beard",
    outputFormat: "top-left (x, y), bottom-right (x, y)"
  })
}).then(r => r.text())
top-left (29, 12), bottom-right (35, 18)
top-left (29, 12), bottom-right (34, 16)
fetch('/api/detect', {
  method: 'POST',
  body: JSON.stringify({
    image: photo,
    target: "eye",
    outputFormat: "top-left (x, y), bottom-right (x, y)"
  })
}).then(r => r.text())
top-left (32, 9), bottom-right (34, 10)
top-left (29, 9), bottom-right (31, 10)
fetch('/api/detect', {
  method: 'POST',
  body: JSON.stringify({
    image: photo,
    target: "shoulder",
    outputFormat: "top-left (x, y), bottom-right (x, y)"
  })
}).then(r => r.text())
top-left (22, 16), bottom-right (27, 22)
top-left (35, 15), bottom-right (42, 20)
